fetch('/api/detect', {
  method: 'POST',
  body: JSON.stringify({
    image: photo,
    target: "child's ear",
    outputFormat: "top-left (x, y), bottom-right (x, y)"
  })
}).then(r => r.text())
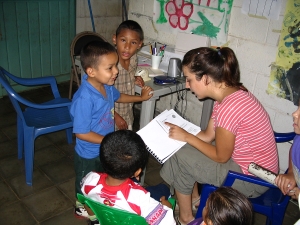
top-left (112, 35), bottom-right (117, 45)
top-left (137, 41), bottom-right (143, 50)
top-left (86, 67), bottom-right (94, 77)
top-left (133, 168), bottom-right (142, 178)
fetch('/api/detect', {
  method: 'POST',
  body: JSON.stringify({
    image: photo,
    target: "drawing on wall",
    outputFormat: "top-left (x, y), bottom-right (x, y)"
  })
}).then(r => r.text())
top-left (241, 0), bottom-right (282, 20)
top-left (267, 0), bottom-right (300, 105)
top-left (153, 0), bottom-right (234, 46)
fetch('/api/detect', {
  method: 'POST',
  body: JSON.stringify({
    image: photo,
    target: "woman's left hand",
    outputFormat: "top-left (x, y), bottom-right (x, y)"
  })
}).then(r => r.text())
top-left (165, 122), bottom-right (189, 142)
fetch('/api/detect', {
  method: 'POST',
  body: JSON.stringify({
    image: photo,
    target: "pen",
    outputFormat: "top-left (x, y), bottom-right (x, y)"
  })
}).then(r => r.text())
top-left (150, 45), bottom-right (153, 55)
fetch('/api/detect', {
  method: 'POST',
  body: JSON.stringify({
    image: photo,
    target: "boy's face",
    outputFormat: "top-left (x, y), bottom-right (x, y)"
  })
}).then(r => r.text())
top-left (87, 52), bottom-right (119, 86)
top-left (112, 28), bottom-right (143, 62)
top-left (292, 104), bottom-right (300, 134)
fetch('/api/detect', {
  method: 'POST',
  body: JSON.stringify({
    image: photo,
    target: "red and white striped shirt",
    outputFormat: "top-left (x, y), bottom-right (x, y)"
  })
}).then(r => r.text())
top-left (211, 90), bottom-right (278, 175)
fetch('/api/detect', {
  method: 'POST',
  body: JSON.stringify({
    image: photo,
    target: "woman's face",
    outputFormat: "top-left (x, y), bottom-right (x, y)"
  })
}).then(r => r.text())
top-left (292, 104), bottom-right (300, 134)
top-left (183, 66), bottom-right (207, 99)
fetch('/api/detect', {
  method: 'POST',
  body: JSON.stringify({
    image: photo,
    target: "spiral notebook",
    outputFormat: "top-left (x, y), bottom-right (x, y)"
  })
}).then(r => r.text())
top-left (137, 109), bottom-right (201, 164)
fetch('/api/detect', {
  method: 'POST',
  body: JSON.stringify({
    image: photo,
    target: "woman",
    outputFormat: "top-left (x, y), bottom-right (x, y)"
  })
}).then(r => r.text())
top-left (160, 47), bottom-right (278, 224)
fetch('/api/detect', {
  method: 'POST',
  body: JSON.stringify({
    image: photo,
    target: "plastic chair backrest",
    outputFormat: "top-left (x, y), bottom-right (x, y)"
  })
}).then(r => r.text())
top-left (0, 67), bottom-right (29, 122)
top-left (77, 194), bottom-right (148, 225)
top-left (195, 132), bottom-right (296, 225)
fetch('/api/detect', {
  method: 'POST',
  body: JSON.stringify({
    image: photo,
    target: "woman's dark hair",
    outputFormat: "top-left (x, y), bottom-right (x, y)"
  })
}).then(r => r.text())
top-left (182, 47), bottom-right (243, 88)
top-left (115, 20), bottom-right (144, 41)
top-left (204, 187), bottom-right (253, 225)
top-left (80, 40), bottom-right (116, 72)
top-left (100, 130), bottom-right (149, 180)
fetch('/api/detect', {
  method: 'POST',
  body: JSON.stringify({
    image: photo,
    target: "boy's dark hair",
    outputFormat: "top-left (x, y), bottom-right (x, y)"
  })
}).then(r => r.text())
top-left (182, 47), bottom-right (243, 89)
top-left (80, 41), bottom-right (116, 72)
top-left (115, 20), bottom-right (144, 41)
top-left (204, 187), bottom-right (253, 225)
top-left (100, 130), bottom-right (149, 180)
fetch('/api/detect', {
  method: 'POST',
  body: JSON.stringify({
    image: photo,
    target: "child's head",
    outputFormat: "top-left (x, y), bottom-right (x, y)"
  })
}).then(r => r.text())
top-left (293, 99), bottom-right (300, 134)
top-left (112, 20), bottom-right (144, 62)
top-left (80, 41), bottom-right (118, 85)
top-left (202, 187), bottom-right (253, 225)
top-left (182, 47), bottom-right (243, 98)
top-left (100, 130), bottom-right (149, 180)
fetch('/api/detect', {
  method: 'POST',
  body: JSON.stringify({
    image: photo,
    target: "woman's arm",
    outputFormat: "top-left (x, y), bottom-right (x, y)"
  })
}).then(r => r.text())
top-left (167, 118), bottom-right (235, 163)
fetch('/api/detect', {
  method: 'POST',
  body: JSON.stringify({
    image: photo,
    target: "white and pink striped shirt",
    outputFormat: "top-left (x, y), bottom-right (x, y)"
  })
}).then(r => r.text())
top-left (211, 90), bottom-right (278, 175)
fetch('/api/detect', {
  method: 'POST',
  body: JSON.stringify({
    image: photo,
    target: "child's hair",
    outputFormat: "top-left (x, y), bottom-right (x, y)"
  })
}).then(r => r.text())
top-left (100, 130), bottom-right (149, 180)
top-left (204, 187), bottom-right (253, 225)
top-left (115, 20), bottom-right (144, 41)
top-left (80, 40), bottom-right (116, 72)
top-left (182, 47), bottom-right (243, 88)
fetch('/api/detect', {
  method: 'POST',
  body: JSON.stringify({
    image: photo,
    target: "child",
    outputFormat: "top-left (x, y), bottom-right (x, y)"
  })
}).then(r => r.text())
top-left (81, 130), bottom-right (176, 225)
top-left (112, 20), bottom-right (145, 130)
top-left (275, 98), bottom-right (300, 200)
top-left (186, 187), bottom-right (253, 225)
top-left (70, 41), bottom-right (153, 221)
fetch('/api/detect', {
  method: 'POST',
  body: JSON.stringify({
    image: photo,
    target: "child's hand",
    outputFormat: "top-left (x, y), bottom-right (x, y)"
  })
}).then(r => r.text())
top-left (135, 76), bottom-right (144, 87)
top-left (160, 196), bottom-right (172, 208)
top-left (289, 187), bottom-right (300, 200)
top-left (275, 173), bottom-right (296, 195)
top-left (115, 113), bottom-right (128, 130)
top-left (140, 86), bottom-right (153, 100)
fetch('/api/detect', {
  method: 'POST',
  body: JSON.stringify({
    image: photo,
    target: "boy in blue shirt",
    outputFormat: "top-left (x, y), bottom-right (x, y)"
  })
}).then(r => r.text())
top-left (70, 40), bottom-right (153, 223)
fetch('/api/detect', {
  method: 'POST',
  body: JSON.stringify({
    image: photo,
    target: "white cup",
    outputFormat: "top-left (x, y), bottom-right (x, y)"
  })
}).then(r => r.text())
top-left (151, 55), bottom-right (162, 69)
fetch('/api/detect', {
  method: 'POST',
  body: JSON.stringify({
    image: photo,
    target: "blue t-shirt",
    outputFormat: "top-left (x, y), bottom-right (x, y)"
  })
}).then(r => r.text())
top-left (291, 135), bottom-right (300, 187)
top-left (70, 75), bottom-right (120, 159)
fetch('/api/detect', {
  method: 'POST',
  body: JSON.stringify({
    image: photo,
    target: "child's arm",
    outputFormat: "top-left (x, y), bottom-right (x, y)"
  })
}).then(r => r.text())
top-left (275, 146), bottom-right (297, 195)
top-left (117, 86), bottom-right (153, 103)
top-left (159, 196), bottom-right (172, 209)
top-left (115, 111), bottom-right (128, 130)
top-left (75, 132), bottom-right (104, 144)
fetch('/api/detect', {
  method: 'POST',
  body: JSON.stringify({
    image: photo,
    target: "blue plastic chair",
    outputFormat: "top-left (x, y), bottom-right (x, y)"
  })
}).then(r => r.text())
top-left (195, 132), bottom-right (296, 225)
top-left (0, 67), bottom-right (73, 186)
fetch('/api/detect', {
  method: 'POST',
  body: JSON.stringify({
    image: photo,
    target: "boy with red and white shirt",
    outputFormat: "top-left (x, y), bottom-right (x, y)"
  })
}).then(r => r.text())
top-left (81, 130), bottom-right (175, 225)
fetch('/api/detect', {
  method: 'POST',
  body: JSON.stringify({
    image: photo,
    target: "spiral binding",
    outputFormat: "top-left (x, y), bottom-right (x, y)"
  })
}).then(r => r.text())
top-left (146, 146), bottom-right (164, 164)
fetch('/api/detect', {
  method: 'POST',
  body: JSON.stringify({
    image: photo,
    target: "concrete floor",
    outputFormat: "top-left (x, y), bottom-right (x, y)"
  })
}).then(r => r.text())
top-left (0, 81), bottom-right (299, 224)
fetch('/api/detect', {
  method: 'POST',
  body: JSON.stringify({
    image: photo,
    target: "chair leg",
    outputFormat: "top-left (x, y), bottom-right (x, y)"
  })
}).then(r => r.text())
top-left (66, 128), bottom-right (73, 144)
top-left (195, 184), bottom-right (217, 218)
top-left (17, 117), bottom-right (24, 159)
top-left (24, 130), bottom-right (35, 186)
top-left (69, 70), bottom-right (75, 99)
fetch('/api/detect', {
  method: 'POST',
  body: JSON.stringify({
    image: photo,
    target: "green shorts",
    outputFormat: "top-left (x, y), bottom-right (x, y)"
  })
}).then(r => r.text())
top-left (74, 151), bottom-right (103, 198)
top-left (160, 144), bottom-right (267, 198)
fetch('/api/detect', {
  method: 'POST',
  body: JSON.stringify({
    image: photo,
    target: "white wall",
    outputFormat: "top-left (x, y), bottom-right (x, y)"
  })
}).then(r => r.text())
top-left (76, 0), bottom-right (124, 43)
top-left (128, 0), bottom-right (297, 172)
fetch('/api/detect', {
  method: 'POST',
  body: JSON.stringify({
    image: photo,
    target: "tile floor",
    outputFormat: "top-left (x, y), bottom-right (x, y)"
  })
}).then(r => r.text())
top-left (0, 81), bottom-right (299, 225)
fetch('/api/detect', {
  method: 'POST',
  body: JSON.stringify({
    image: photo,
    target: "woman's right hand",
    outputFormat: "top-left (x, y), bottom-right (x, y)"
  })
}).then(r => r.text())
top-left (165, 122), bottom-right (189, 142)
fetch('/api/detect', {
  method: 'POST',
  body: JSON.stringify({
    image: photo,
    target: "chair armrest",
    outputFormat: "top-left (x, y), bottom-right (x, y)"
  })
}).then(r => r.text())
top-left (10, 76), bottom-right (61, 99)
top-left (168, 197), bottom-right (176, 211)
top-left (2, 68), bottom-right (61, 99)
top-left (17, 96), bottom-right (72, 109)
top-left (223, 170), bottom-right (278, 188)
top-left (274, 131), bottom-right (295, 143)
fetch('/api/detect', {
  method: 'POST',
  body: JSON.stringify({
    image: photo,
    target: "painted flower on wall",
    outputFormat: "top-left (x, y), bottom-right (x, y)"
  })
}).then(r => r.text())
top-left (165, 0), bottom-right (193, 30)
